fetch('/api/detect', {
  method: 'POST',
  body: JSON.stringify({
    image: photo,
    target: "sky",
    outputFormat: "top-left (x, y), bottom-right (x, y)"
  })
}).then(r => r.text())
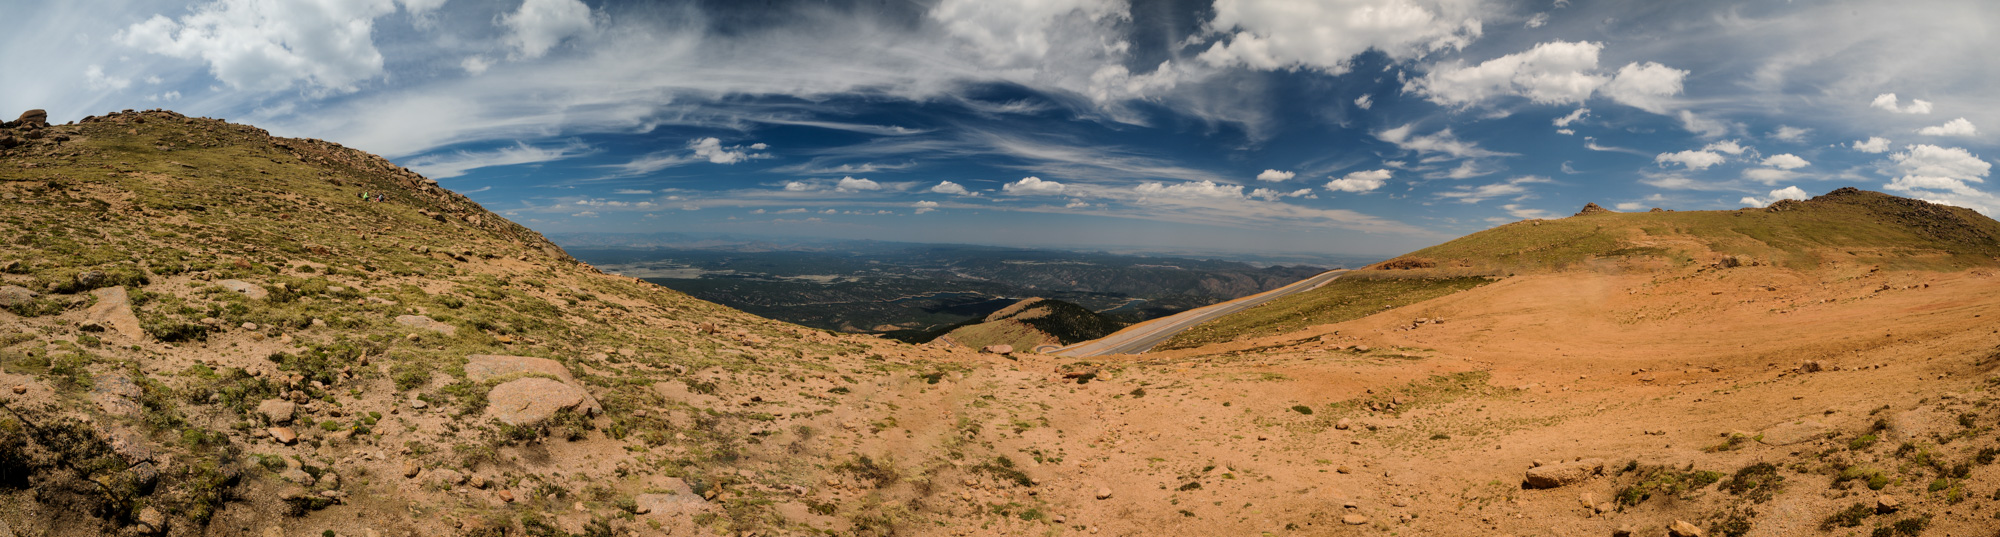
top-left (6, 0), bottom-right (1998, 258)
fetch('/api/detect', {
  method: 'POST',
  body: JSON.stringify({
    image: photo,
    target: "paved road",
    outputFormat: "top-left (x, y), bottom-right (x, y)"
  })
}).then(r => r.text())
top-left (1050, 269), bottom-right (1348, 357)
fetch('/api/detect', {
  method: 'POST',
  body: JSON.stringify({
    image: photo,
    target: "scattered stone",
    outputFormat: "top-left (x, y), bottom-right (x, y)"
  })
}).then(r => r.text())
top-left (1800, 361), bottom-right (1824, 373)
top-left (402, 462), bottom-right (421, 478)
top-left (430, 468), bottom-right (465, 487)
top-left (410, 398), bottom-right (429, 410)
top-left (1876, 494), bottom-right (1899, 513)
top-left (465, 354), bottom-right (578, 383)
top-left (136, 506), bottom-right (166, 534)
top-left (1336, 465), bottom-right (1353, 474)
top-left (498, 489), bottom-right (515, 503)
top-left (85, 286), bottom-right (144, 341)
top-left (0, 285), bottom-right (37, 307)
top-left (1668, 520), bottom-right (1703, 537)
top-left (1613, 525), bottom-right (1636, 537)
top-left (394, 314), bottom-right (456, 336)
top-left (1335, 418), bottom-right (1352, 430)
top-left (1095, 487), bottom-right (1112, 500)
top-left (981, 344), bottom-right (1014, 355)
top-left (1759, 419), bottom-right (1829, 446)
top-left (268, 427), bottom-right (298, 445)
top-left (485, 377), bottom-right (600, 426)
top-left (257, 399), bottom-right (296, 424)
top-left (241, 322), bottom-right (258, 331)
top-left (1342, 514), bottom-right (1369, 525)
top-left (216, 279), bottom-right (268, 299)
top-left (1523, 458), bottom-right (1605, 489)
top-left (91, 373), bottom-right (143, 418)
top-left (696, 322), bottom-right (719, 334)
top-left (9, 386), bottom-right (22, 395)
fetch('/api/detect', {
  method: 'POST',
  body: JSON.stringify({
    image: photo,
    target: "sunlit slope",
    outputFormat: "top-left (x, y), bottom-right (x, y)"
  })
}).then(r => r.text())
top-left (1162, 188), bottom-right (2000, 350)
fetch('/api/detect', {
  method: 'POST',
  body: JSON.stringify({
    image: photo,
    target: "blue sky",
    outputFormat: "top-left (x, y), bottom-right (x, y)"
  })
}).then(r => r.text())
top-left (7, 0), bottom-right (1997, 257)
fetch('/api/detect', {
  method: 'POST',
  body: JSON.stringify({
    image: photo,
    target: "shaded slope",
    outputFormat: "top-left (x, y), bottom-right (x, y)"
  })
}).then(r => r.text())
top-left (935, 297), bottom-right (1124, 351)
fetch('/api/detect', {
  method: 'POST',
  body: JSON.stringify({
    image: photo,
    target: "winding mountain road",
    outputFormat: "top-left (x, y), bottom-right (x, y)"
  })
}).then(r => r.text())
top-left (1045, 269), bottom-right (1348, 357)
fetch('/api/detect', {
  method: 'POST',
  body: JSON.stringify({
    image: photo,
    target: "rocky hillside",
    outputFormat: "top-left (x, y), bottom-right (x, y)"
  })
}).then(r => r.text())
top-left (932, 298), bottom-right (1124, 352)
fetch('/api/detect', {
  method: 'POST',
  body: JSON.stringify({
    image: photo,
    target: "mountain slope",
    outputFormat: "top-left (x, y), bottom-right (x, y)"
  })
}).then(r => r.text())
top-left (934, 298), bottom-right (1124, 351)
top-left (1161, 188), bottom-right (2000, 350)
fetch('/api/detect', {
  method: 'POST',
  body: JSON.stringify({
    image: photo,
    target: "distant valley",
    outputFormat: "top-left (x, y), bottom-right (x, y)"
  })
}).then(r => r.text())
top-left (554, 234), bottom-right (1347, 341)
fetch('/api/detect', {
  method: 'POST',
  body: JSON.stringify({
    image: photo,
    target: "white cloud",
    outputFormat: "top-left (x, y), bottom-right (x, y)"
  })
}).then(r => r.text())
top-left (775, 208), bottom-right (807, 214)
top-left (1256, 169), bottom-right (1296, 182)
top-left (1375, 124), bottom-right (1516, 159)
top-left (1677, 110), bottom-right (1733, 138)
top-left (1500, 203), bottom-right (1553, 219)
top-left (1552, 107), bottom-right (1589, 127)
top-left (613, 189), bottom-right (652, 195)
top-left (1250, 188), bottom-right (1314, 201)
top-left (1524, 12), bottom-right (1549, 28)
top-left (930, 180), bottom-right (976, 196)
top-left (1613, 202), bottom-right (1645, 211)
top-left (1655, 150), bottom-right (1725, 170)
top-left (783, 182), bottom-right (815, 192)
top-left (406, 139), bottom-right (592, 179)
top-left (1408, 41), bottom-right (1608, 107)
top-left (1325, 169), bottom-right (1392, 193)
top-left (1197, 0), bottom-right (1483, 75)
top-left (1003, 176), bottom-right (1067, 195)
top-left (1761, 154), bottom-right (1809, 170)
top-left (1851, 137), bottom-right (1892, 153)
top-left (930, 0), bottom-right (1125, 69)
top-left (1741, 185), bottom-right (1812, 207)
top-left (1135, 180), bottom-right (1245, 200)
top-left (1353, 94), bottom-right (1372, 110)
top-left (1869, 93), bottom-right (1933, 114)
top-left (912, 200), bottom-right (939, 214)
top-left (503, 0), bottom-right (595, 59)
top-left (1703, 140), bottom-right (1750, 155)
top-left (1064, 199), bottom-right (1091, 209)
top-left (1743, 168), bottom-right (1796, 185)
top-left (1770, 125), bottom-right (1811, 142)
top-left (1600, 61), bottom-right (1686, 113)
top-left (1917, 117), bottom-right (1978, 137)
top-left (461, 56), bottom-right (492, 75)
top-left (1437, 176), bottom-right (1550, 203)
top-left (834, 176), bottom-right (881, 192)
top-left (115, 0), bottom-right (399, 92)
top-left (1885, 144), bottom-right (1990, 197)
top-left (690, 137), bottom-right (768, 164)
top-left (84, 65), bottom-right (130, 90)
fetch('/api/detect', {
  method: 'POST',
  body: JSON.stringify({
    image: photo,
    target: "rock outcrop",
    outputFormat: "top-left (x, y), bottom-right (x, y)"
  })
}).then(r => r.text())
top-left (1523, 458), bottom-right (1605, 489)
top-left (485, 377), bottom-right (600, 426)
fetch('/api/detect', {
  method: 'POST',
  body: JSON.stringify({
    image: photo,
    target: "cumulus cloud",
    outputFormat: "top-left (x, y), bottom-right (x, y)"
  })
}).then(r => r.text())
top-left (689, 137), bottom-right (767, 164)
top-left (1870, 93), bottom-right (1933, 114)
top-left (1655, 150), bottom-right (1725, 170)
top-left (1761, 154), bottom-right (1809, 170)
top-left (1852, 137), bottom-right (1892, 153)
top-left (1436, 176), bottom-right (1550, 203)
top-left (1524, 12), bottom-right (1549, 28)
top-left (911, 200), bottom-right (939, 214)
top-left (1885, 144), bottom-right (1990, 196)
top-left (1325, 169), bottom-right (1393, 193)
top-left (1353, 94), bottom-right (1373, 110)
top-left (1704, 140), bottom-right (1751, 155)
top-left (930, 0), bottom-right (1124, 68)
top-left (1600, 61), bottom-right (1686, 113)
top-left (503, 0), bottom-right (595, 59)
top-left (783, 182), bottom-right (815, 192)
top-left (1135, 180), bottom-right (1244, 200)
top-left (834, 176), bottom-right (881, 192)
top-left (115, 0), bottom-right (400, 92)
top-left (1250, 188), bottom-right (1314, 201)
top-left (1197, 0), bottom-right (1483, 75)
top-left (1003, 176), bottom-right (1067, 195)
top-left (1408, 41), bottom-right (1608, 107)
top-left (1740, 186), bottom-right (1811, 207)
top-left (930, 180), bottom-right (976, 196)
top-left (1375, 124), bottom-right (1516, 159)
top-left (1256, 169), bottom-right (1296, 182)
top-left (1917, 118), bottom-right (1978, 137)
top-left (84, 65), bottom-right (131, 91)
top-left (1770, 125), bottom-right (1811, 142)
top-left (1678, 110), bottom-right (1733, 138)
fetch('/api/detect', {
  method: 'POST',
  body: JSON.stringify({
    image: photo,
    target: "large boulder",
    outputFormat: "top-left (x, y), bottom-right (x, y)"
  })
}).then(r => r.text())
top-left (1523, 458), bottom-right (1605, 489)
top-left (485, 377), bottom-right (600, 426)
top-left (981, 344), bottom-right (1014, 355)
top-left (257, 399), bottom-right (296, 425)
top-left (14, 109), bottom-right (47, 128)
top-left (0, 285), bottom-right (38, 308)
top-left (394, 315), bottom-right (457, 336)
top-left (465, 354), bottom-right (576, 384)
top-left (85, 287), bottom-right (144, 341)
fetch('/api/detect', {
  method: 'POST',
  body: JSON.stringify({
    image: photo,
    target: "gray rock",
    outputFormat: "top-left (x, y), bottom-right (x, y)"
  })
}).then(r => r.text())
top-left (73, 270), bottom-right (106, 289)
top-left (217, 279), bottom-right (268, 299)
top-left (137, 506), bottom-right (166, 534)
top-left (1523, 458), bottom-right (1605, 489)
top-left (465, 354), bottom-right (576, 384)
top-left (257, 399), bottom-right (296, 424)
top-left (485, 377), bottom-right (599, 426)
top-left (0, 285), bottom-right (37, 307)
top-left (91, 373), bottom-right (143, 418)
top-left (394, 315), bottom-right (456, 336)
